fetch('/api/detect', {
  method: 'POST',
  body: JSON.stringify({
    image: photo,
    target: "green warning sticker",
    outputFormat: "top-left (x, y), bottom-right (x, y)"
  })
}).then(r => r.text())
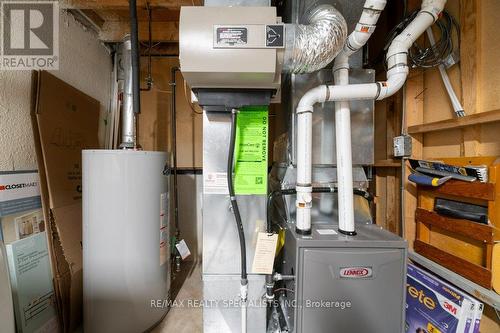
top-left (234, 107), bottom-right (268, 195)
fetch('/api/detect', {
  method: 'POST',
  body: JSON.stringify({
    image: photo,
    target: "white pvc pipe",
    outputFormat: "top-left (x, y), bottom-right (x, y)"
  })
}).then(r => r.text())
top-left (332, 0), bottom-right (386, 234)
top-left (240, 282), bottom-right (248, 333)
top-left (334, 93), bottom-right (355, 234)
top-left (241, 303), bottom-right (246, 333)
top-left (295, 0), bottom-right (447, 234)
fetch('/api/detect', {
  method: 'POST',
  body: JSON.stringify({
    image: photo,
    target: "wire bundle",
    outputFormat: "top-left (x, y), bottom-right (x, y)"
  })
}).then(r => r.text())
top-left (380, 10), bottom-right (460, 69)
top-left (410, 10), bottom-right (459, 68)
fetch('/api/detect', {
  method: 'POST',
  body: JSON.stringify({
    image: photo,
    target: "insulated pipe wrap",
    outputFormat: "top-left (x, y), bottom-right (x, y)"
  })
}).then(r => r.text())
top-left (283, 5), bottom-right (347, 74)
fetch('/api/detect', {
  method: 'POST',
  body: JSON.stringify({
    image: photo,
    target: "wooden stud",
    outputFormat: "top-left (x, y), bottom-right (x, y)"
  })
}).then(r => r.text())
top-left (404, 70), bottom-right (425, 246)
top-left (459, 0), bottom-right (482, 156)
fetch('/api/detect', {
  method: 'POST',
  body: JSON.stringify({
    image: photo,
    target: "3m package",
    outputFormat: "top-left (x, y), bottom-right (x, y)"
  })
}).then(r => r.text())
top-left (406, 263), bottom-right (482, 333)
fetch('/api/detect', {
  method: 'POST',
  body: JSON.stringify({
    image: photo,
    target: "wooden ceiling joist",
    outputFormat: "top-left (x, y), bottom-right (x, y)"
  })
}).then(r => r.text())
top-left (97, 8), bottom-right (180, 22)
top-left (99, 20), bottom-right (179, 42)
top-left (63, 0), bottom-right (199, 42)
top-left (62, 0), bottom-right (201, 10)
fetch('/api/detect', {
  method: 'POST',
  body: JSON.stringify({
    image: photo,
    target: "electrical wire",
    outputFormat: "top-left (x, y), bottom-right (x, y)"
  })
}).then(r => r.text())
top-left (183, 81), bottom-right (203, 115)
top-left (139, 2), bottom-right (153, 91)
top-left (409, 10), bottom-right (459, 68)
top-left (266, 187), bottom-right (374, 233)
top-left (372, 10), bottom-right (460, 69)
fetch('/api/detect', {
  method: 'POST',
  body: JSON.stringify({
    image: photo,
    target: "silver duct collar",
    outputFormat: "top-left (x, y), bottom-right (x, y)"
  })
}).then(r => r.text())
top-left (283, 4), bottom-right (347, 74)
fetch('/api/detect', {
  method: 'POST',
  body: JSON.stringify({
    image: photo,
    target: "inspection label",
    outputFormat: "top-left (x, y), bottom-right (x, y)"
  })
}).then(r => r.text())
top-left (215, 27), bottom-right (248, 46)
top-left (234, 107), bottom-right (268, 195)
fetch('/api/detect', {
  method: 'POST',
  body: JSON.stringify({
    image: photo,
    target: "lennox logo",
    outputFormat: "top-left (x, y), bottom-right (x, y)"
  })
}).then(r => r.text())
top-left (339, 267), bottom-right (373, 279)
top-left (1, 1), bottom-right (59, 70)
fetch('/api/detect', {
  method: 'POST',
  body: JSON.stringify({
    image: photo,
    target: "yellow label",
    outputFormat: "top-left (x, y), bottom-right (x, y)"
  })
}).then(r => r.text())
top-left (276, 229), bottom-right (285, 254)
top-left (427, 322), bottom-right (442, 333)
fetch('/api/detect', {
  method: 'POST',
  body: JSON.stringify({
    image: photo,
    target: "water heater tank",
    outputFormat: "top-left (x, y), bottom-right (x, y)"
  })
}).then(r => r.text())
top-left (83, 150), bottom-right (170, 333)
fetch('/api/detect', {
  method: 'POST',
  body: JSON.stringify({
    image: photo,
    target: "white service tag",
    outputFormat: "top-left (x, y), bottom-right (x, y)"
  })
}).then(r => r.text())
top-left (252, 232), bottom-right (278, 274)
top-left (175, 239), bottom-right (191, 260)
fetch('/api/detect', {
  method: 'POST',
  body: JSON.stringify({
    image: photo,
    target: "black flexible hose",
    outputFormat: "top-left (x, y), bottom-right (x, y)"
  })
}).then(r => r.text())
top-left (266, 187), bottom-right (373, 232)
top-left (228, 110), bottom-right (247, 281)
top-left (128, 0), bottom-right (141, 114)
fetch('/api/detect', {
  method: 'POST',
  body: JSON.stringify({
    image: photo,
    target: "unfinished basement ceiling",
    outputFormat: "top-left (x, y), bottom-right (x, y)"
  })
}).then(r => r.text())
top-left (62, 0), bottom-right (203, 42)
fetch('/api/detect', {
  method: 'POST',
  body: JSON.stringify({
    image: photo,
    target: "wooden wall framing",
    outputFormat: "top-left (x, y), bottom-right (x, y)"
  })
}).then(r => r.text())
top-left (375, 1), bottom-right (500, 330)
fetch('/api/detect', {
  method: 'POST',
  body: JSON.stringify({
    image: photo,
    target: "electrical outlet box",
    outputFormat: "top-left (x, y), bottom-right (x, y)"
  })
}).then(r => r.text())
top-left (393, 135), bottom-right (412, 158)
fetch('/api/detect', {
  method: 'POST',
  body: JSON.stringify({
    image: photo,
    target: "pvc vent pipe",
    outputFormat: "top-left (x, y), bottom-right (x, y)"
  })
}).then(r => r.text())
top-left (295, 0), bottom-right (447, 235)
top-left (333, 0), bottom-right (387, 235)
top-left (283, 4), bottom-right (347, 74)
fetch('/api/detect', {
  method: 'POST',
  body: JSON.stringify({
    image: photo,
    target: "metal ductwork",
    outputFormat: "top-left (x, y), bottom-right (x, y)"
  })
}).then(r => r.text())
top-left (283, 4), bottom-right (348, 74)
top-left (120, 36), bottom-right (134, 149)
top-left (120, 0), bottom-right (141, 149)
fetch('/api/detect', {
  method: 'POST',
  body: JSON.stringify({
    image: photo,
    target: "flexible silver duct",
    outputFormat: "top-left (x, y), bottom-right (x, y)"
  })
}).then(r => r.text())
top-left (120, 36), bottom-right (134, 148)
top-left (283, 4), bottom-right (347, 74)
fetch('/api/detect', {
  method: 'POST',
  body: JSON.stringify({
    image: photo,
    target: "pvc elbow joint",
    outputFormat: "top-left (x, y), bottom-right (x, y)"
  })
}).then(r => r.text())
top-left (377, 69), bottom-right (408, 100)
top-left (297, 86), bottom-right (328, 113)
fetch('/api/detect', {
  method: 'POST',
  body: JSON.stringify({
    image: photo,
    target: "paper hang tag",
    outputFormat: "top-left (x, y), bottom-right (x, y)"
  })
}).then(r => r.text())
top-left (252, 232), bottom-right (278, 275)
top-left (175, 239), bottom-right (191, 260)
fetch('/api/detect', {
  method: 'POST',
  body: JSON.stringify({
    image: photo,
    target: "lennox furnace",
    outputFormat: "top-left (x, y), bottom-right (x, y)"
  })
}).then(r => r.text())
top-left (179, 0), bottom-right (447, 332)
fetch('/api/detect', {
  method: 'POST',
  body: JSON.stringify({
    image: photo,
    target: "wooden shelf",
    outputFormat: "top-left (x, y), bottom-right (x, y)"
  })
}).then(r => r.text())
top-left (414, 157), bottom-right (500, 293)
top-left (415, 240), bottom-right (492, 289)
top-left (407, 109), bottom-right (500, 134)
top-left (415, 208), bottom-right (493, 243)
top-left (420, 179), bottom-right (495, 201)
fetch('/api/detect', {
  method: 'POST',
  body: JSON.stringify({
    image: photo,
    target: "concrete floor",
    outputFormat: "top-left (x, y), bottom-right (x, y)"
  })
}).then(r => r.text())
top-left (152, 260), bottom-right (203, 333)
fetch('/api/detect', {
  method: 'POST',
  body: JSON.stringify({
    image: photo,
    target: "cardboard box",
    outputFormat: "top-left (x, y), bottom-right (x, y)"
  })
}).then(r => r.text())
top-left (30, 71), bottom-right (100, 332)
top-left (406, 263), bottom-right (483, 333)
top-left (409, 263), bottom-right (484, 333)
top-left (6, 232), bottom-right (59, 333)
top-left (0, 171), bottom-right (58, 333)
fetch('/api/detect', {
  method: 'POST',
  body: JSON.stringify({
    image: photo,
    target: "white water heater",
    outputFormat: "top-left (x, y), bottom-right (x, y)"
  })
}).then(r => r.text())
top-left (82, 150), bottom-right (170, 333)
